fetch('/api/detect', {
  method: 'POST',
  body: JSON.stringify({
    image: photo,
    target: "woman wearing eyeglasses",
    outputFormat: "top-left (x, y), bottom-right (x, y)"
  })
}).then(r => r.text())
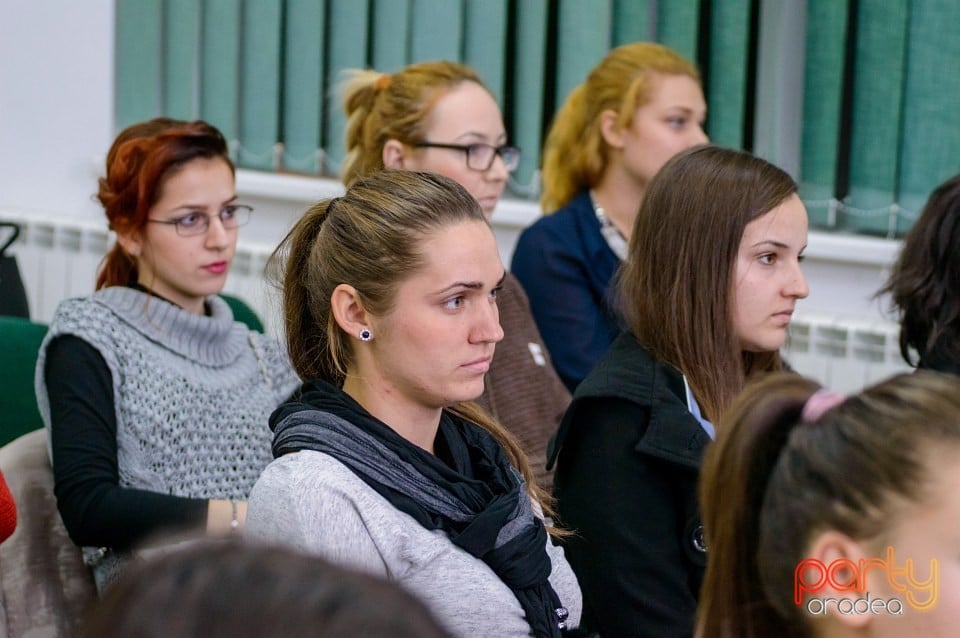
top-left (339, 61), bottom-right (570, 491)
top-left (35, 118), bottom-right (300, 592)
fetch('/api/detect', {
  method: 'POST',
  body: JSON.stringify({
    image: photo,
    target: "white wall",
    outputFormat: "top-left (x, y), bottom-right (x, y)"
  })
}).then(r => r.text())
top-left (0, 0), bottom-right (115, 223)
top-left (0, 1), bottom-right (903, 330)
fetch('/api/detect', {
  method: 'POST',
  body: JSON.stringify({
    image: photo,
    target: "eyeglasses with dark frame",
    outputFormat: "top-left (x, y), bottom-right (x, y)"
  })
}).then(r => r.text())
top-left (412, 142), bottom-right (521, 172)
top-left (147, 204), bottom-right (253, 237)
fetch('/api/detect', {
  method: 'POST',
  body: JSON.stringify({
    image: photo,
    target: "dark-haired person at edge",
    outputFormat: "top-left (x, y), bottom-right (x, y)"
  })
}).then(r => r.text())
top-left (878, 173), bottom-right (960, 375)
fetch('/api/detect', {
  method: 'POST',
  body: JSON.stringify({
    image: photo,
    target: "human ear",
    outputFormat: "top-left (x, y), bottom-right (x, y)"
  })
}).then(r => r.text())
top-left (115, 229), bottom-right (144, 259)
top-left (330, 283), bottom-right (371, 340)
top-left (797, 531), bottom-right (873, 629)
top-left (599, 109), bottom-right (626, 150)
top-left (382, 139), bottom-right (408, 169)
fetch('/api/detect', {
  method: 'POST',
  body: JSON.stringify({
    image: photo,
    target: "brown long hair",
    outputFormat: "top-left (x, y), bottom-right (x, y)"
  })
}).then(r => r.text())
top-left (271, 170), bottom-right (556, 518)
top-left (540, 42), bottom-right (700, 212)
top-left (619, 145), bottom-right (797, 421)
top-left (697, 371), bottom-right (960, 638)
top-left (96, 118), bottom-right (233, 289)
top-left (878, 174), bottom-right (960, 367)
top-left (340, 61), bottom-right (485, 187)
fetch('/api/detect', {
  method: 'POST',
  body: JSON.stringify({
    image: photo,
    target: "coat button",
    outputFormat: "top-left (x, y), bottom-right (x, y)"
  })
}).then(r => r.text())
top-left (691, 524), bottom-right (707, 553)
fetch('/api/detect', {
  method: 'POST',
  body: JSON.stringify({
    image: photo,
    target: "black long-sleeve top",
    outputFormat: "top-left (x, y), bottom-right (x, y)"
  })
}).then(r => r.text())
top-left (44, 335), bottom-right (207, 550)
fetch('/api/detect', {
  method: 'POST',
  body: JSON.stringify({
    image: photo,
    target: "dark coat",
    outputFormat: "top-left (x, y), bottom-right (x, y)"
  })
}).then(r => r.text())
top-left (511, 190), bottom-right (621, 392)
top-left (548, 332), bottom-right (710, 637)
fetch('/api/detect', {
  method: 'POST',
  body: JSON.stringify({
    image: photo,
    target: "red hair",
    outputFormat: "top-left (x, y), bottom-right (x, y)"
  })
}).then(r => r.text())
top-left (96, 118), bottom-right (233, 289)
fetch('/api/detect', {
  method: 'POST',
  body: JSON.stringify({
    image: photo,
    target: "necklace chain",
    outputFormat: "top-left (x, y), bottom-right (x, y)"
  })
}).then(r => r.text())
top-left (589, 191), bottom-right (628, 260)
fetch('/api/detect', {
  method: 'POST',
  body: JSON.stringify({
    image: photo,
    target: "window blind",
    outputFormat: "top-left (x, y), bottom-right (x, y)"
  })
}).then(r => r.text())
top-left (115, 0), bottom-right (960, 237)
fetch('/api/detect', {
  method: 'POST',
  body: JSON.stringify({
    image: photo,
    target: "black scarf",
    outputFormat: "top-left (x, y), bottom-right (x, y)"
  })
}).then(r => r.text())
top-left (270, 378), bottom-right (570, 637)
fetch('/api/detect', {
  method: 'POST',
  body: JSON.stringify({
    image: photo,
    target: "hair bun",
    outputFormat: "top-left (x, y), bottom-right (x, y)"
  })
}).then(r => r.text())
top-left (375, 73), bottom-right (392, 92)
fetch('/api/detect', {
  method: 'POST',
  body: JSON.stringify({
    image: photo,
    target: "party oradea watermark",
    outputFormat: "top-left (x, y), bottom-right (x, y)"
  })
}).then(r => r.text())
top-left (794, 547), bottom-right (938, 616)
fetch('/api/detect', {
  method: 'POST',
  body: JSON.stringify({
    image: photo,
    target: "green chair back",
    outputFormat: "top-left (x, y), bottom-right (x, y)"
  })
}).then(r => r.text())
top-left (221, 293), bottom-right (264, 333)
top-left (0, 296), bottom-right (262, 447)
top-left (0, 316), bottom-right (48, 446)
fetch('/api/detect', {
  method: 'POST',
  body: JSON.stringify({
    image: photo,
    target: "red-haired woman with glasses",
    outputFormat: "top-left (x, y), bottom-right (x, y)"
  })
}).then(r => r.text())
top-left (35, 118), bottom-right (299, 592)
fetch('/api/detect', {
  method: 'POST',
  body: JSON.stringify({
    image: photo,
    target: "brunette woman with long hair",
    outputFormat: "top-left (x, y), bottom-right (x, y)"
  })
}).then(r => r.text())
top-left (548, 145), bottom-right (809, 636)
top-left (878, 174), bottom-right (960, 375)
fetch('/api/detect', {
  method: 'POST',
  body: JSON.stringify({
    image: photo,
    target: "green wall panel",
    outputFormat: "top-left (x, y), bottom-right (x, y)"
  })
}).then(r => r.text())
top-left (657, 0), bottom-right (700, 61)
top-left (324, 0), bottom-right (369, 172)
top-left (706, 0), bottom-right (751, 149)
top-left (163, 0), bottom-right (200, 120)
top-left (464, 0), bottom-right (508, 104)
top-left (200, 0), bottom-right (241, 145)
top-left (411, 0), bottom-right (463, 62)
top-left (555, 0), bottom-right (613, 106)
top-left (799, 0), bottom-right (849, 228)
top-left (372, 0), bottom-right (411, 71)
top-left (613, 0), bottom-right (652, 45)
top-left (510, 0), bottom-right (549, 194)
top-left (844, 0), bottom-right (908, 235)
top-left (896, 0), bottom-right (960, 232)
top-left (283, 0), bottom-right (326, 173)
top-left (115, 0), bottom-right (163, 129)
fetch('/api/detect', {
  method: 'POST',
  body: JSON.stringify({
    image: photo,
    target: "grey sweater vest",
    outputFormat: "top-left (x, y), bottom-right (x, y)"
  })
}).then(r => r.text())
top-left (36, 287), bottom-right (299, 498)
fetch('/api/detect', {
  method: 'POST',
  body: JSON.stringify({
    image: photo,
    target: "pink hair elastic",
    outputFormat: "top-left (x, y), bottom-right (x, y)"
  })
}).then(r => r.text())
top-left (801, 388), bottom-right (846, 423)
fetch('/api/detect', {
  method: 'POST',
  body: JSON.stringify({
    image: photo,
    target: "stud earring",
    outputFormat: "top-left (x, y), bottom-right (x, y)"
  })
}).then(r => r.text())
top-left (359, 328), bottom-right (373, 342)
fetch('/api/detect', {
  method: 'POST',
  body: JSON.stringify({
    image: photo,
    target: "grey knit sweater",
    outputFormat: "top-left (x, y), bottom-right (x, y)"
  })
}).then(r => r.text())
top-left (246, 451), bottom-right (583, 637)
top-left (37, 287), bottom-right (299, 496)
top-left (35, 288), bottom-right (299, 582)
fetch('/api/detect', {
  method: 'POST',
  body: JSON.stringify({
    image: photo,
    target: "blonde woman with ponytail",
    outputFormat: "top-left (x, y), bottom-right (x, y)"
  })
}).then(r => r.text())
top-left (512, 42), bottom-right (707, 391)
top-left (336, 60), bottom-right (570, 491)
top-left (246, 171), bottom-right (582, 638)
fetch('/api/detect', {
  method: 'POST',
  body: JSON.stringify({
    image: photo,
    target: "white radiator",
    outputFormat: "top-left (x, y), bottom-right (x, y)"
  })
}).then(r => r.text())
top-left (782, 314), bottom-right (912, 393)
top-left (2, 211), bottom-right (912, 392)
top-left (0, 211), bottom-right (283, 335)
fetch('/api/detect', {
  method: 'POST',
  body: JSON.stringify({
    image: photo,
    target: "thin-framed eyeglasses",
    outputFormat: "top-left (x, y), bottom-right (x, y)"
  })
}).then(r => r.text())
top-left (412, 142), bottom-right (521, 172)
top-left (147, 204), bottom-right (253, 237)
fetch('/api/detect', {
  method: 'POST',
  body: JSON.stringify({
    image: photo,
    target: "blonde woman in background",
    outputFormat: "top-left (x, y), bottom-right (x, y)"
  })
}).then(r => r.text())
top-left (512, 42), bottom-right (707, 391)
top-left (338, 60), bottom-right (570, 490)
